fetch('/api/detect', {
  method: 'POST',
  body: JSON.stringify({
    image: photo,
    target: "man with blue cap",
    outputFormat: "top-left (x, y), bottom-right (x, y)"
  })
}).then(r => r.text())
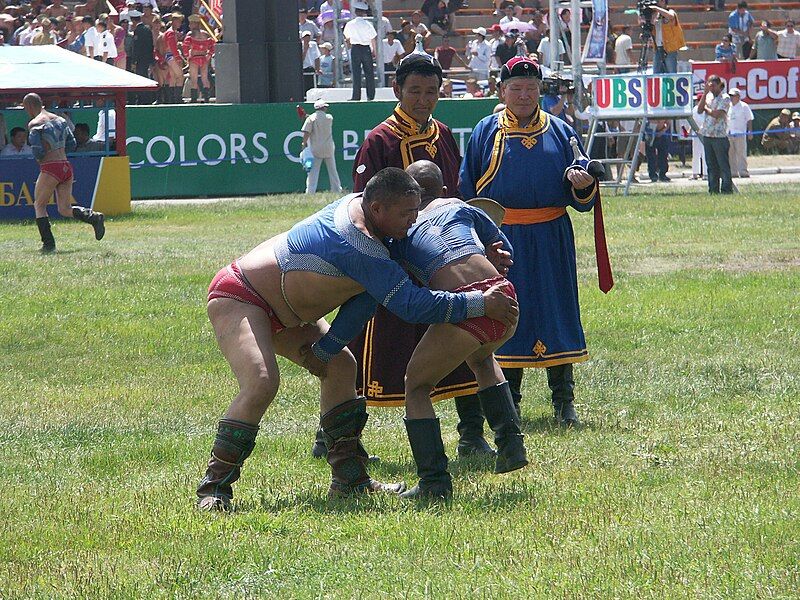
top-left (460, 56), bottom-right (613, 426)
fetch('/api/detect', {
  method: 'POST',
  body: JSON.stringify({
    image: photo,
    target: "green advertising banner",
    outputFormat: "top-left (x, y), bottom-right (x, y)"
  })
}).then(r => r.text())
top-left (126, 99), bottom-right (497, 198)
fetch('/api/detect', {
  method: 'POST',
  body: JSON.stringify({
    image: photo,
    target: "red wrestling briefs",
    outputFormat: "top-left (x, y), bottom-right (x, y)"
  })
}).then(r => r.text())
top-left (208, 261), bottom-right (287, 335)
top-left (40, 160), bottom-right (73, 184)
top-left (452, 275), bottom-right (516, 344)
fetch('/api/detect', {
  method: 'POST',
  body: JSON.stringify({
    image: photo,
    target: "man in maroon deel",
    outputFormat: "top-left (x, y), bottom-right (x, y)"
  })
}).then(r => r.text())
top-left (310, 51), bottom-right (497, 460)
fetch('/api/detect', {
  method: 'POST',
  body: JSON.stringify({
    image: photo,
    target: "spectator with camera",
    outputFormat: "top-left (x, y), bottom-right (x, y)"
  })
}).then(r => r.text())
top-left (541, 77), bottom-right (574, 124)
top-left (642, 0), bottom-right (685, 74)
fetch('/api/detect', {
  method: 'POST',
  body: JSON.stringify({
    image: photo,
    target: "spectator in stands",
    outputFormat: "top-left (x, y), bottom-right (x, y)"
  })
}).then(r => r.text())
top-left (434, 34), bottom-right (469, 73)
top-left (423, 0), bottom-right (450, 36)
top-left (556, 7), bottom-right (572, 49)
top-left (0, 127), bottom-right (33, 158)
top-left (31, 16), bottom-right (56, 44)
top-left (650, 0), bottom-right (685, 74)
top-left (112, 15), bottom-right (129, 69)
top-left (499, 2), bottom-right (518, 26)
top-left (726, 88), bottom-right (753, 178)
top-left (299, 7), bottom-right (321, 41)
top-left (467, 27), bottom-right (491, 80)
top-left (130, 10), bottom-right (155, 102)
top-left (537, 33), bottom-right (566, 67)
top-left (73, 123), bottom-right (103, 152)
top-left (487, 24), bottom-right (504, 71)
top-left (792, 112), bottom-right (800, 131)
top-left (615, 25), bottom-right (633, 71)
top-left (486, 75), bottom-right (499, 97)
top-left (410, 10), bottom-right (431, 49)
top-left (698, 74), bottom-right (733, 194)
top-left (301, 30), bottom-right (321, 93)
top-left (777, 20), bottom-right (800, 59)
top-left (85, 14), bottom-right (103, 57)
top-left (398, 20), bottom-right (415, 54)
top-left (523, 28), bottom-right (540, 55)
top-left (440, 78), bottom-right (453, 98)
top-left (464, 77), bottom-right (484, 98)
top-left (45, 0), bottom-right (69, 19)
top-left (728, 2), bottom-right (753, 59)
top-left (715, 33), bottom-right (737, 68)
top-left (762, 109), bottom-right (797, 153)
top-left (383, 29), bottom-right (404, 85)
top-left (318, 42), bottom-right (335, 87)
top-left (495, 30), bottom-right (518, 66)
top-left (344, 1), bottom-right (377, 101)
top-left (95, 18), bottom-right (117, 64)
top-left (750, 21), bottom-right (778, 60)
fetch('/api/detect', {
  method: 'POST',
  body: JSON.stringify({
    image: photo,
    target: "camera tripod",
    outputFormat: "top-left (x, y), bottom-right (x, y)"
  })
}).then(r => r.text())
top-left (637, 26), bottom-right (654, 72)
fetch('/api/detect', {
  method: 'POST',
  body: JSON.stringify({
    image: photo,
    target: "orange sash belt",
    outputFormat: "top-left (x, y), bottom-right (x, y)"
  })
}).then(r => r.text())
top-left (501, 206), bottom-right (566, 225)
top-left (500, 203), bottom-right (614, 294)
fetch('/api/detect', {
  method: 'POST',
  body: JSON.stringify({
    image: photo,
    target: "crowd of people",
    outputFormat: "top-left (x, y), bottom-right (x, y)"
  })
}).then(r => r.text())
top-left (0, 0), bottom-right (218, 104)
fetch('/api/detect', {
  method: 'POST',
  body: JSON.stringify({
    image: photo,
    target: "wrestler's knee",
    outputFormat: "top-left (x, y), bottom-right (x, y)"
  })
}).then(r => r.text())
top-left (322, 349), bottom-right (357, 383)
top-left (238, 369), bottom-right (280, 412)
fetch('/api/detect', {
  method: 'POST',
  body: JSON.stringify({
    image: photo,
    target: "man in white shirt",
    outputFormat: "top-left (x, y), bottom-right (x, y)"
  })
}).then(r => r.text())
top-left (726, 88), bottom-right (753, 178)
top-left (776, 20), bottom-right (800, 59)
top-left (537, 35), bottom-right (566, 67)
top-left (83, 17), bottom-right (100, 58)
top-left (301, 99), bottom-right (343, 194)
top-left (94, 19), bottom-right (118, 63)
top-left (467, 27), bottom-right (491, 80)
top-left (382, 30), bottom-right (405, 85)
top-left (343, 1), bottom-right (378, 101)
top-left (0, 128), bottom-right (34, 158)
top-left (301, 31), bottom-right (321, 93)
top-left (614, 25), bottom-right (634, 71)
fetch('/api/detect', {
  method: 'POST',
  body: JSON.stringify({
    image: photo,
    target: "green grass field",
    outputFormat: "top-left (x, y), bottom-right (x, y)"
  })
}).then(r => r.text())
top-left (0, 186), bottom-right (798, 598)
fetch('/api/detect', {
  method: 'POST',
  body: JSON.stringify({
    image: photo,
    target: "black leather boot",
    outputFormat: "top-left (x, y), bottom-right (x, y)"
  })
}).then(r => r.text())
top-left (548, 363), bottom-right (579, 426)
top-left (36, 216), bottom-right (56, 253)
top-left (196, 418), bottom-right (259, 511)
top-left (455, 394), bottom-right (495, 457)
top-left (478, 382), bottom-right (529, 474)
top-left (190, 88), bottom-right (198, 103)
top-left (311, 422), bottom-right (379, 463)
top-left (321, 397), bottom-right (405, 498)
top-left (400, 418), bottom-right (453, 500)
top-left (71, 205), bottom-right (105, 240)
top-left (502, 367), bottom-right (524, 418)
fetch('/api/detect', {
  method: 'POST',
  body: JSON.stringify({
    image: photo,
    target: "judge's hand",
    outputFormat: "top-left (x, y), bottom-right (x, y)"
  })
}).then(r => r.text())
top-left (567, 167), bottom-right (595, 190)
top-left (482, 284), bottom-right (519, 328)
top-left (299, 344), bottom-right (328, 378)
top-left (486, 241), bottom-right (513, 276)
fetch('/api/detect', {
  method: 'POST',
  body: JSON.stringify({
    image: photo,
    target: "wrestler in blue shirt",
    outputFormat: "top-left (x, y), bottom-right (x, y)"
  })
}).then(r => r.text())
top-left (281, 194), bottom-right (487, 364)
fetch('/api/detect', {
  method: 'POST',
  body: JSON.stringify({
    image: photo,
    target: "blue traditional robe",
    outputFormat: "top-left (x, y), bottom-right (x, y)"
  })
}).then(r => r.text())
top-left (460, 107), bottom-right (600, 368)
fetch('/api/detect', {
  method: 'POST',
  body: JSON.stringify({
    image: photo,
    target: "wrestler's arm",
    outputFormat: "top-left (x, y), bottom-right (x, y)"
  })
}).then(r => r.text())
top-left (27, 127), bottom-right (45, 161)
top-left (472, 207), bottom-right (513, 259)
top-left (310, 292), bottom-right (378, 363)
top-left (344, 250), bottom-right (485, 324)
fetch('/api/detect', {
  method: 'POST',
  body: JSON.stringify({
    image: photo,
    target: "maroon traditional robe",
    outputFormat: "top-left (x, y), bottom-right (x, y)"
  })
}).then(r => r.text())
top-left (349, 105), bottom-right (477, 407)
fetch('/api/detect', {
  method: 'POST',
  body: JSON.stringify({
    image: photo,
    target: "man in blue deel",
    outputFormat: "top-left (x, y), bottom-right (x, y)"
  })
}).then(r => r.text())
top-left (460, 56), bottom-right (613, 426)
